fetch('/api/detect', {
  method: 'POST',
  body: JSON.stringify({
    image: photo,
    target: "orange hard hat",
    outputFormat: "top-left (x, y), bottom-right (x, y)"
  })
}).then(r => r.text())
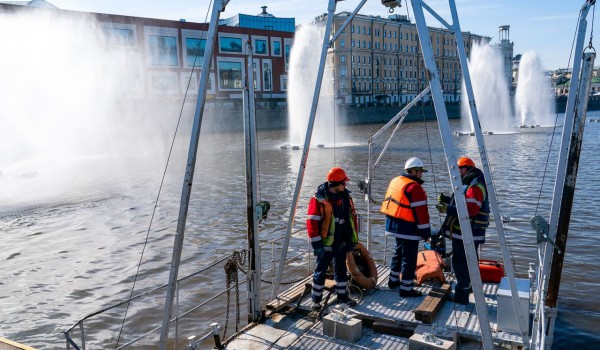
top-left (327, 167), bottom-right (349, 182)
top-left (457, 157), bottom-right (476, 168)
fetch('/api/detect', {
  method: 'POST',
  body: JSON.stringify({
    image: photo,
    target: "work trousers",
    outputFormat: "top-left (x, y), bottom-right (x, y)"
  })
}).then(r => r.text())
top-left (311, 247), bottom-right (348, 303)
top-left (389, 238), bottom-right (420, 292)
top-left (451, 235), bottom-right (482, 301)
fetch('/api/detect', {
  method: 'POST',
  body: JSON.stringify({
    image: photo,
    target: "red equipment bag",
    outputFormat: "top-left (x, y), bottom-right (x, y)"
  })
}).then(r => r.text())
top-left (479, 259), bottom-right (505, 283)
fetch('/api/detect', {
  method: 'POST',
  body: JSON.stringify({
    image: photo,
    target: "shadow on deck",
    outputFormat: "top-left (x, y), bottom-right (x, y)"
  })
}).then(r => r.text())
top-left (224, 265), bottom-right (526, 349)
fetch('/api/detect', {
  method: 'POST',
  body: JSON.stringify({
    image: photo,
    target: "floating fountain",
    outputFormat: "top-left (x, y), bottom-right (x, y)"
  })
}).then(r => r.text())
top-left (460, 42), bottom-right (514, 135)
top-left (0, 12), bottom-right (178, 209)
top-left (515, 51), bottom-right (555, 127)
top-left (285, 23), bottom-right (348, 150)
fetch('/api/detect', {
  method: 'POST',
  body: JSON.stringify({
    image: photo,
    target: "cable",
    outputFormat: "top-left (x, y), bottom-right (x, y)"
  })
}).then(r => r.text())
top-left (115, 1), bottom-right (214, 347)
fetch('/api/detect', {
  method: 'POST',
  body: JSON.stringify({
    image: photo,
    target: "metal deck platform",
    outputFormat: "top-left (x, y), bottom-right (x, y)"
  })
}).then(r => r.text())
top-left (225, 265), bottom-right (526, 349)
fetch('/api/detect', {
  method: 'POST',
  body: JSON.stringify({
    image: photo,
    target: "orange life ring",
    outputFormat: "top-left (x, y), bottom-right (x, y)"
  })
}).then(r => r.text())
top-left (346, 242), bottom-right (378, 289)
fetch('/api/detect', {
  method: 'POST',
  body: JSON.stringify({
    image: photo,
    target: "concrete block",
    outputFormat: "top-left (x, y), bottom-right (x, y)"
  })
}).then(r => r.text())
top-left (322, 313), bottom-right (362, 342)
top-left (409, 332), bottom-right (456, 350)
top-left (414, 324), bottom-right (458, 343)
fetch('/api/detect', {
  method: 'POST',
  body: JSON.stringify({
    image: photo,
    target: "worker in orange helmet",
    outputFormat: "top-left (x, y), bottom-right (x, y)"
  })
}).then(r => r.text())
top-left (437, 157), bottom-right (490, 305)
top-left (306, 167), bottom-right (359, 310)
top-left (381, 157), bottom-right (431, 298)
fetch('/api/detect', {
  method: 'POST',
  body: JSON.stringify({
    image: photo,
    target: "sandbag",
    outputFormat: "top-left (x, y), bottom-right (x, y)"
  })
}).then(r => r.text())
top-left (416, 250), bottom-right (446, 285)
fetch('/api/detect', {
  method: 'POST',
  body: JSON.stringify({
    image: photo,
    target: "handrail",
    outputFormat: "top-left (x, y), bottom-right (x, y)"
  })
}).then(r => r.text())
top-left (63, 226), bottom-right (314, 349)
top-left (64, 253), bottom-right (232, 334)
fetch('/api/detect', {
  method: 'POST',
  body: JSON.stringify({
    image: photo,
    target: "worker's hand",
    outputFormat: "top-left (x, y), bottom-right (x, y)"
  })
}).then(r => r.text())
top-left (437, 193), bottom-right (451, 204)
top-left (436, 203), bottom-right (447, 213)
top-left (313, 247), bottom-right (324, 259)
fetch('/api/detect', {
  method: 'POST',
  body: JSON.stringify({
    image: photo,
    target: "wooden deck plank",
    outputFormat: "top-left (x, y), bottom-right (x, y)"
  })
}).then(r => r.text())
top-left (246, 263), bottom-right (526, 349)
top-left (414, 282), bottom-right (451, 323)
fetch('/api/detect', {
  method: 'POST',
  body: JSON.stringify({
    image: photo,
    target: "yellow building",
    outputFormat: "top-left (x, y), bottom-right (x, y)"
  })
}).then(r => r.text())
top-left (329, 12), bottom-right (490, 107)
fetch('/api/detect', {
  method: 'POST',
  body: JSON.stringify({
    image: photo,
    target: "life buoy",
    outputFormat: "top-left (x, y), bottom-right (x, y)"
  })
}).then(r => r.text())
top-left (346, 242), bottom-right (378, 289)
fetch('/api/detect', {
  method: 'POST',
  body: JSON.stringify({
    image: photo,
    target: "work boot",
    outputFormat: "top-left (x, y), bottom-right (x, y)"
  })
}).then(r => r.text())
top-left (399, 289), bottom-right (423, 298)
top-left (337, 294), bottom-right (357, 306)
top-left (388, 280), bottom-right (400, 289)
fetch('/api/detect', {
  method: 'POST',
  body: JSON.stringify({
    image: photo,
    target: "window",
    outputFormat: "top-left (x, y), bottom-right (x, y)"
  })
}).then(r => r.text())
top-left (149, 35), bottom-right (178, 66)
top-left (284, 38), bottom-right (292, 71)
top-left (254, 37), bottom-right (268, 55)
top-left (149, 72), bottom-right (179, 94)
top-left (280, 75), bottom-right (288, 91)
top-left (252, 61), bottom-right (260, 90)
top-left (220, 36), bottom-right (243, 53)
top-left (218, 60), bottom-right (243, 89)
top-left (103, 26), bottom-right (135, 46)
top-left (263, 60), bottom-right (272, 91)
top-left (272, 39), bottom-right (281, 56)
top-left (340, 40), bottom-right (345, 48)
top-left (185, 38), bottom-right (206, 67)
top-left (341, 67), bottom-right (347, 77)
top-left (340, 55), bottom-right (346, 64)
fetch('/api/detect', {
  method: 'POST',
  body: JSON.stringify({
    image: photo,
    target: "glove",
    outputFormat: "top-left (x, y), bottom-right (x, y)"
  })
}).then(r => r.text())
top-left (437, 193), bottom-right (451, 204)
top-left (436, 203), bottom-right (447, 213)
top-left (313, 247), bottom-right (324, 259)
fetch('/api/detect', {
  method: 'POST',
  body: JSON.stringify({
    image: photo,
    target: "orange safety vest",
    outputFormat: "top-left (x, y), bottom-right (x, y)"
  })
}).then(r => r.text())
top-left (380, 176), bottom-right (416, 222)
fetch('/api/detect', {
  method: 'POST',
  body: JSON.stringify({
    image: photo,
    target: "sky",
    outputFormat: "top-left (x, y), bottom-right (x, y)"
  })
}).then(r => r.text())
top-left (48, 0), bottom-right (599, 70)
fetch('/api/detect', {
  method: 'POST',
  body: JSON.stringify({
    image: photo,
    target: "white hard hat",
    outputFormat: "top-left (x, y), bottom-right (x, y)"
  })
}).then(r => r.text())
top-left (405, 157), bottom-right (428, 172)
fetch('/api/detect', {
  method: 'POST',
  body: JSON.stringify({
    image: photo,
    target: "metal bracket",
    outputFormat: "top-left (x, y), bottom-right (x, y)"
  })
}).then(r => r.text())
top-left (255, 201), bottom-right (270, 223)
top-left (530, 215), bottom-right (562, 254)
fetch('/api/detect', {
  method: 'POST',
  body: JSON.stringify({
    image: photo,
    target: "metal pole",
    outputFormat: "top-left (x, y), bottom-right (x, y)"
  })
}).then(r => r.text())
top-left (272, 0), bottom-right (337, 299)
top-left (532, 2), bottom-right (594, 347)
top-left (366, 87), bottom-right (431, 251)
top-left (158, 1), bottom-right (229, 348)
top-left (411, 0), bottom-right (494, 348)
top-left (244, 40), bottom-right (262, 323)
top-left (448, 0), bottom-right (529, 345)
top-left (547, 50), bottom-right (595, 305)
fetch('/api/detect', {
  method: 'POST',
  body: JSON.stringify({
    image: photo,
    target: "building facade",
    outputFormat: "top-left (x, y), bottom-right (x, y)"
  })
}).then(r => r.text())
top-left (329, 12), bottom-right (490, 107)
top-left (0, 3), bottom-right (294, 106)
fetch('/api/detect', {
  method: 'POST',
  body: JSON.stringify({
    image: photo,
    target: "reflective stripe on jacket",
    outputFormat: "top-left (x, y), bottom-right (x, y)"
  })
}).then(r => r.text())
top-left (381, 174), bottom-right (431, 241)
top-left (444, 172), bottom-right (489, 241)
top-left (306, 184), bottom-right (358, 249)
top-left (381, 175), bottom-right (417, 221)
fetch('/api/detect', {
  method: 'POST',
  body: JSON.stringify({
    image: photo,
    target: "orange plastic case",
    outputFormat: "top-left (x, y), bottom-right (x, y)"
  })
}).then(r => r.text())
top-left (479, 260), bottom-right (505, 283)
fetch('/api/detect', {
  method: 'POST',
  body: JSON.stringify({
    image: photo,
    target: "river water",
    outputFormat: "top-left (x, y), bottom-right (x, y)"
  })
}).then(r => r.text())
top-left (1, 110), bottom-right (600, 349)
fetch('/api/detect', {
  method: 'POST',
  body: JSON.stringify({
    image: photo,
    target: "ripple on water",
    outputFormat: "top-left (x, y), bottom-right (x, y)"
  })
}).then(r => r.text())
top-left (3, 117), bottom-right (600, 348)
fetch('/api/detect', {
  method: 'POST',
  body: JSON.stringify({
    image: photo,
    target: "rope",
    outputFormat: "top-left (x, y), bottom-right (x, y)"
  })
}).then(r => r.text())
top-left (114, 2), bottom-right (214, 347)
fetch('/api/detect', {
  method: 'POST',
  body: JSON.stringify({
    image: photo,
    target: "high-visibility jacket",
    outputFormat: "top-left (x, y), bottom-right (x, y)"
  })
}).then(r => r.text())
top-left (381, 175), bottom-right (418, 221)
top-left (443, 170), bottom-right (489, 242)
top-left (381, 174), bottom-right (431, 241)
top-left (306, 182), bottom-right (358, 250)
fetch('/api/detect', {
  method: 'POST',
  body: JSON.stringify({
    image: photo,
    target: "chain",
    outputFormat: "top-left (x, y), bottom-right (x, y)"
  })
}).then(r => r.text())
top-left (222, 250), bottom-right (247, 339)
